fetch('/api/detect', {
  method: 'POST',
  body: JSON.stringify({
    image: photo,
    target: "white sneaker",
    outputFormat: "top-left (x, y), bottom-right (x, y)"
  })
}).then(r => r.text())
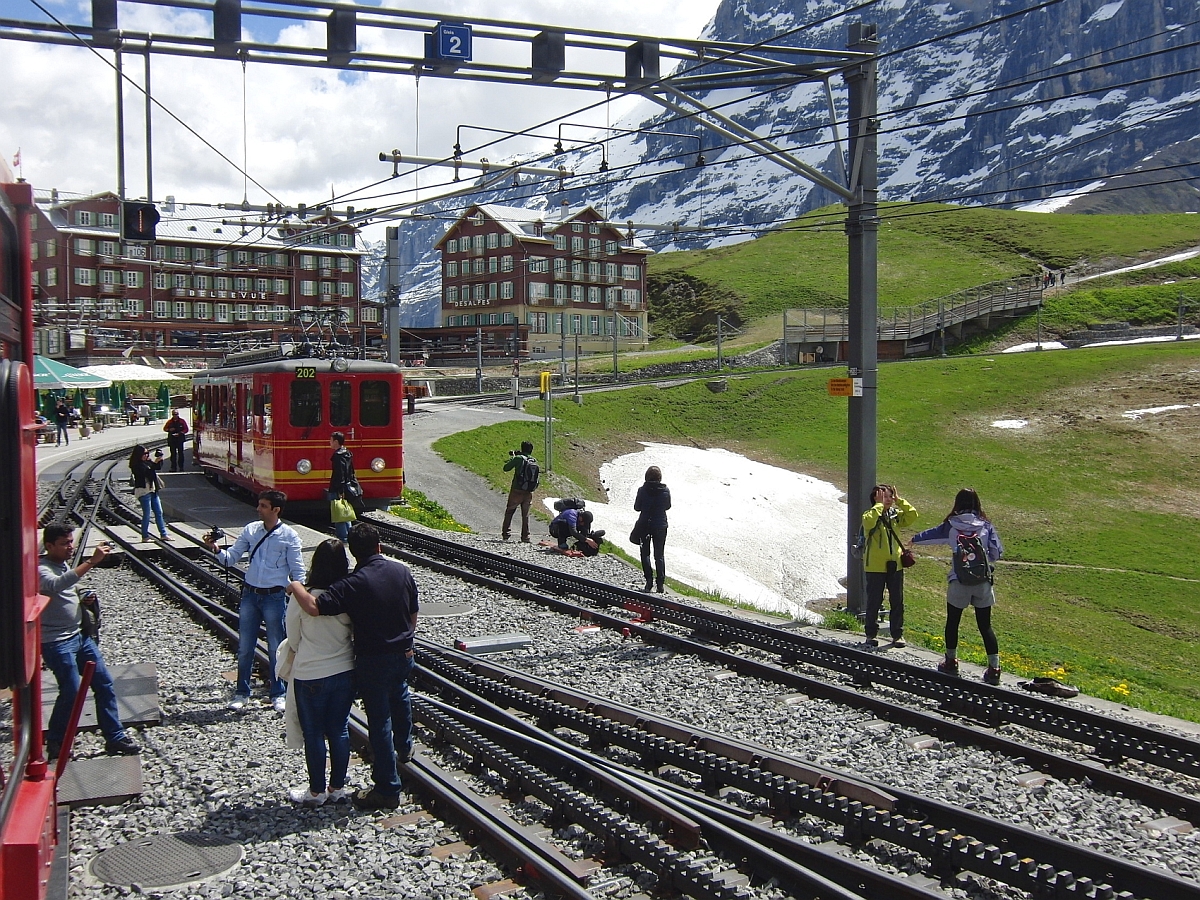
top-left (228, 696), bottom-right (248, 711)
top-left (272, 696), bottom-right (286, 713)
top-left (326, 787), bottom-right (352, 803)
top-left (288, 787), bottom-right (327, 807)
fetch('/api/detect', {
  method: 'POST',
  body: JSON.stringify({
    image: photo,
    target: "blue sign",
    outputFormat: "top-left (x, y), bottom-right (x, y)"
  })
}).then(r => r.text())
top-left (436, 23), bottom-right (472, 61)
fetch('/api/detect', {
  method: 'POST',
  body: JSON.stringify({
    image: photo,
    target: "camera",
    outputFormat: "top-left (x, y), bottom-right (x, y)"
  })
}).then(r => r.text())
top-left (79, 589), bottom-right (98, 605)
top-left (154, 448), bottom-right (164, 457)
top-left (509, 449), bottom-right (518, 457)
top-left (205, 526), bottom-right (225, 543)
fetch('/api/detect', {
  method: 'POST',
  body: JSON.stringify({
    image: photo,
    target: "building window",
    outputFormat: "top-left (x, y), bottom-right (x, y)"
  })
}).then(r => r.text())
top-left (624, 288), bottom-right (642, 306)
top-left (230, 276), bottom-right (246, 291)
top-left (528, 283), bottom-right (546, 304)
top-left (174, 274), bottom-right (188, 289)
top-left (604, 317), bottom-right (614, 336)
top-left (528, 256), bottom-right (547, 273)
top-left (100, 212), bottom-right (116, 227)
top-left (252, 278), bottom-right (266, 292)
top-left (445, 315), bottom-right (457, 327)
top-left (488, 282), bottom-right (498, 300)
top-left (553, 284), bottom-right (566, 303)
top-left (588, 262), bottom-right (600, 277)
top-left (572, 260), bottom-right (583, 278)
top-left (30, 270), bottom-right (39, 287)
top-left (472, 258), bottom-right (484, 275)
top-left (254, 305), bottom-right (271, 322)
top-left (605, 263), bottom-right (618, 280)
top-left (472, 284), bottom-right (485, 301)
top-left (362, 306), bottom-right (378, 323)
top-left (571, 313), bottom-right (582, 335)
top-left (571, 236), bottom-right (583, 253)
top-left (500, 281), bottom-right (513, 299)
top-left (154, 245), bottom-right (167, 260)
top-left (488, 257), bottom-right (498, 274)
top-left (320, 282), bottom-right (333, 297)
top-left (216, 303), bottom-right (231, 323)
top-left (154, 300), bottom-right (169, 318)
top-left (447, 239), bottom-right (458, 254)
top-left (45, 267), bottom-right (58, 287)
top-left (588, 286), bottom-right (601, 304)
top-left (500, 233), bottom-right (512, 247)
top-left (301, 255), bottom-right (316, 270)
top-left (571, 285), bottom-right (583, 303)
top-left (338, 258), bottom-right (352, 272)
top-left (605, 287), bottom-right (618, 307)
top-left (501, 255), bottom-right (513, 272)
top-left (589, 222), bottom-right (600, 234)
top-left (446, 286), bottom-right (458, 302)
top-left (571, 222), bottom-right (583, 233)
top-left (589, 315), bottom-right (600, 335)
top-left (175, 301), bottom-right (190, 319)
top-left (274, 279), bottom-right (289, 294)
top-left (553, 258), bottom-right (566, 276)
top-left (124, 270), bottom-right (143, 288)
top-left (273, 305), bottom-right (289, 322)
top-left (447, 261), bottom-right (458, 277)
top-left (195, 302), bottom-right (211, 319)
top-left (154, 272), bottom-right (168, 290)
top-left (99, 240), bottom-right (117, 257)
top-left (622, 264), bottom-right (640, 280)
top-left (235, 303), bottom-right (250, 321)
top-left (45, 238), bottom-right (57, 256)
top-left (216, 276), bottom-right (230, 291)
top-left (74, 268), bottom-right (95, 286)
top-left (553, 234), bottom-right (566, 251)
top-left (172, 246), bottom-right (187, 261)
top-left (605, 240), bottom-right (618, 255)
top-left (193, 247), bottom-right (208, 263)
top-left (472, 212), bottom-right (485, 226)
top-left (338, 282), bottom-right (353, 297)
top-left (588, 238), bottom-right (600, 255)
top-left (76, 211), bottom-right (92, 226)
top-left (486, 232), bottom-right (498, 249)
top-left (126, 298), bottom-right (143, 316)
top-left (301, 280), bottom-right (316, 296)
top-left (470, 235), bottom-right (483, 252)
top-left (336, 233), bottom-right (352, 247)
top-left (235, 251), bottom-right (252, 265)
top-left (75, 238), bottom-right (94, 256)
top-left (320, 257), bottom-right (333, 270)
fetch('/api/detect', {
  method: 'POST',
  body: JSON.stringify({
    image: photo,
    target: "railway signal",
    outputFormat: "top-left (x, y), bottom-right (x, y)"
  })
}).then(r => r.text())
top-left (121, 201), bottom-right (160, 242)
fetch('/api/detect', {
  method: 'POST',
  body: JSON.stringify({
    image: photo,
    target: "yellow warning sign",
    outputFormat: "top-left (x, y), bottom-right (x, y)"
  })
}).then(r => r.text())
top-left (827, 377), bottom-right (863, 397)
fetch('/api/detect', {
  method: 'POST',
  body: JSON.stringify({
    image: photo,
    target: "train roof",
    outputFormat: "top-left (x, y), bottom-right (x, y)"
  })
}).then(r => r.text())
top-left (192, 357), bottom-right (404, 379)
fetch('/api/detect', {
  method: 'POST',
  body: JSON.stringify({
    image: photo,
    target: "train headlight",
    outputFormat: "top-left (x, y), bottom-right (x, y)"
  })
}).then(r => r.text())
top-left (370, 457), bottom-right (386, 473)
top-left (296, 458), bottom-right (313, 475)
top-left (331, 357), bottom-right (350, 373)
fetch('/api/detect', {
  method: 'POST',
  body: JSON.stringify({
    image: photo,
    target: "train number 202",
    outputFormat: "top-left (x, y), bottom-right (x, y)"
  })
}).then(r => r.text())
top-left (295, 367), bottom-right (317, 379)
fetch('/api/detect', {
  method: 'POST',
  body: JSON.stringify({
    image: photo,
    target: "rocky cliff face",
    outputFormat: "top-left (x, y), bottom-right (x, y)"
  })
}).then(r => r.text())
top-left (387, 0), bottom-right (1199, 325)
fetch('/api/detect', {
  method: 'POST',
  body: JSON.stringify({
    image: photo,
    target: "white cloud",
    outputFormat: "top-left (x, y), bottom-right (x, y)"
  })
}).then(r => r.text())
top-left (1, 0), bottom-right (720, 229)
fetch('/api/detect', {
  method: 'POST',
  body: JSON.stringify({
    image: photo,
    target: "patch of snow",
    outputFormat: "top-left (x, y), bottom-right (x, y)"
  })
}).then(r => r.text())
top-left (1086, 1), bottom-right (1124, 25)
top-left (1052, 53), bottom-right (1073, 65)
top-left (1002, 342), bottom-right (1068, 353)
top-left (1122, 404), bottom-right (1200, 419)
top-left (1018, 180), bottom-right (1108, 212)
top-left (1075, 247), bottom-right (1200, 282)
top-left (553, 443), bottom-right (847, 619)
top-left (1081, 333), bottom-right (1200, 348)
top-left (992, 419), bottom-right (1028, 429)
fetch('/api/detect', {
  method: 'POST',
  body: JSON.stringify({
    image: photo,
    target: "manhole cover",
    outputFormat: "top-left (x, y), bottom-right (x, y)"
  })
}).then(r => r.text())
top-left (421, 601), bottom-right (476, 618)
top-left (90, 832), bottom-right (243, 889)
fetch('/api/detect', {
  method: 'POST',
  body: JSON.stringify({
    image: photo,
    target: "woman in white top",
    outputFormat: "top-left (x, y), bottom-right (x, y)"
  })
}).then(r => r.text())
top-left (285, 539), bottom-right (354, 806)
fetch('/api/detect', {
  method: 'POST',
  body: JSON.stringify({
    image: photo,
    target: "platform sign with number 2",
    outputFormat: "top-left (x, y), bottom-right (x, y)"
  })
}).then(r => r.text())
top-left (436, 23), bottom-right (472, 61)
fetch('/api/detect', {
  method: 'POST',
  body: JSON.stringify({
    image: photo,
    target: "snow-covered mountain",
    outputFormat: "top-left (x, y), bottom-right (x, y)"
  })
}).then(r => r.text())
top-left (388, 0), bottom-right (1200, 325)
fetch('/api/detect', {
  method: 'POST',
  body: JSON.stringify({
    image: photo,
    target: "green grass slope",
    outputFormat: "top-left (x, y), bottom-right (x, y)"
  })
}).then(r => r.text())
top-left (648, 203), bottom-right (1200, 321)
top-left (436, 342), bottom-right (1200, 721)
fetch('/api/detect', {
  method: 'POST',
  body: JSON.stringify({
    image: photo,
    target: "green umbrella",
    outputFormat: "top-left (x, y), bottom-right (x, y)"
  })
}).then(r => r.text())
top-left (157, 383), bottom-right (171, 415)
top-left (32, 356), bottom-right (112, 390)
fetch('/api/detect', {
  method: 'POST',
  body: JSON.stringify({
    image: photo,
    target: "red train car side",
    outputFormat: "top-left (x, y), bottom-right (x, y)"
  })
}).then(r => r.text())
top-left (1, 168), bottom-right (59, 899)
top-left (191, 354), bottom-right (405, 513)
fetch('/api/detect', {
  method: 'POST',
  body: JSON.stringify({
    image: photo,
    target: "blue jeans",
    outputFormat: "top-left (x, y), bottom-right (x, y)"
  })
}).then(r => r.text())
top-left (294, 670), bottom-right (354, 794)
top-left (235, 588), bottom-right (287, 699)
top-left (333, 520), bottom-right (350, 542)
top-left (43, 632), bottom-right (126, 745)
top-left (355, 651), bottom-right (414, 796)
top-left (56, 422), bottom-right (69, 445)
top-left (139, 491), bottom-right (167, 538)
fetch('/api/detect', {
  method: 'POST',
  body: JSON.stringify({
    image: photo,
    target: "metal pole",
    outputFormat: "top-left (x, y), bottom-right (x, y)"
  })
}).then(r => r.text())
top-left (574, 332), bottom-right (581, 405)
top-left (115, 47), bottom-right (126, 201)
top-left (1178, 295), bottom-right (1186, 341)
top-left (1036, 301), bottom-right (1043, 350)
top-left (612, 311), bottom-right (618, 378)
top-left (544, 375), bottom-right (553, 473)
top-left (560, 318), bottom-right (567, 381)
top-left (476, 327), bottom-right (483, 393)
top-left (716, 314), bottom-right (723, 369)
top-left (844, 23), bottom-right (879, 617)
top-left (144, 51), bottom-right (153, 201)
top-left (512, 318), bottom-right (521, 409)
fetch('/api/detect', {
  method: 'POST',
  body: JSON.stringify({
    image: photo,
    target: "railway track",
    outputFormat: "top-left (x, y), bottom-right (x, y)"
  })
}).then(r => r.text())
top-left (45, 458), bottom-right (1200, 900)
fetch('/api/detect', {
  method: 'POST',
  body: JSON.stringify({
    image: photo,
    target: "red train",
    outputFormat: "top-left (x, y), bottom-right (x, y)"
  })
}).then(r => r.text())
top-left (191, 353), bottom-right (405, 512)
top-left (1, 168), bottom-right (58, 898)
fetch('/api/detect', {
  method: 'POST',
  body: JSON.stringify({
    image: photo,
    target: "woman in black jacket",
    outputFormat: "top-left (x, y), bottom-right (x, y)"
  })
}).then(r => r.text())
top-left (633, 466), bottom-right (671, 593)
top-left (128, 444), bottom-right (169, 541)
top-left (328, 432), bottom-right (359, 542)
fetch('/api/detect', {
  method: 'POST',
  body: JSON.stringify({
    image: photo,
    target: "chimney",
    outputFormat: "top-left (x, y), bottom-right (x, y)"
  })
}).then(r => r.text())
top-left (559, 199), bottom-right (569, 221)
top-left (165, 195), bottom-right (176, 213)
top-left (51, 188), bottom-right (59, 204)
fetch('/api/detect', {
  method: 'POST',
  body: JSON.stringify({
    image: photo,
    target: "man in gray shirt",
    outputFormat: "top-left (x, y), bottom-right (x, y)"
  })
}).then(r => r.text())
top-left (39, 523), bottom-right (139, 759)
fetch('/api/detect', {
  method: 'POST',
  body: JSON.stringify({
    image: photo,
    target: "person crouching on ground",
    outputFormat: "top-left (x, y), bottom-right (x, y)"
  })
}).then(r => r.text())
top-left (290, 522), bottom-right (419, 811)
top-left (284, 538), bottom-right (354, 807)
top-left (39, 525), bottom-right (140, 759)
top-left (860, 484), bottom-right (918, 648)
top-left (910, 488), bottom-right (1004, 684)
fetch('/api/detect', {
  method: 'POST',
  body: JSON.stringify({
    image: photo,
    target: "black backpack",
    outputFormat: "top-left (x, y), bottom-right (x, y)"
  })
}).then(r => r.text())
top-left (953, 530), bottom-right (994, 585)
top-left (515, 457), bottom-right (540, 492)
top-left (553, 497), bottom-right (585, 512)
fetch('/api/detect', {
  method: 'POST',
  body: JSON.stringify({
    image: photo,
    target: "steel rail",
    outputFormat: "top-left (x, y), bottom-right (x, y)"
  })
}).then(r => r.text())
top-left (375, 521), bottom-right (1200, 781)
top-left (416, 644), bottom-right (1191, 900)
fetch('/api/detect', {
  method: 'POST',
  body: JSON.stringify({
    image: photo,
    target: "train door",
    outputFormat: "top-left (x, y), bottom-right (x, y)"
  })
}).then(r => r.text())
top-left (235, 382), bottom-right (247, 470)
top-left (329, 377), bottom-right (353, 444)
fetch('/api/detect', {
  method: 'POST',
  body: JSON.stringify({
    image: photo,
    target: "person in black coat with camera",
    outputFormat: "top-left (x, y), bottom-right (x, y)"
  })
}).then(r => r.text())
top-left (328, 431), bottom-right (360, 542)
top-left (633, 465), bottom-right (671, 593)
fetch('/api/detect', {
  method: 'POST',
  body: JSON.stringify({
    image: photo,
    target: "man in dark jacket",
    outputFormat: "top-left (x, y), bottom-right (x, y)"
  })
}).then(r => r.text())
top-left (290, 522), bottom-right (419, 811)
top-left (54, 399), bottom-right (70, 446)
top-left (163, 409), bottom-right (189, 471)
top-left (501, 440), bottom-right (537, 542)
top-left (328, 432), bottom-right (359, 541)
top-left (633, 465), bottom-right (672, 593)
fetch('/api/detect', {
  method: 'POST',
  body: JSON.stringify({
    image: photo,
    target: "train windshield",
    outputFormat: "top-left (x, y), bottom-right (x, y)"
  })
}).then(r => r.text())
top-left (360, 380), bottom-right (391, 427)
top-left (290, 380), bottom-right (322, 427)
